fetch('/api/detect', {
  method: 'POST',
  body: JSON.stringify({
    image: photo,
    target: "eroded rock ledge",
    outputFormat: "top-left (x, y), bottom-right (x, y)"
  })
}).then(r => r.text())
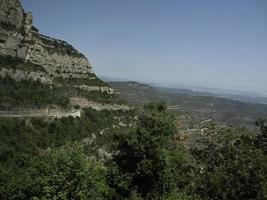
top-left (0, 67), bottom-right (53, 84)
top-left (0, 0), bottom-right (119, 111)
top-left (0, 0), bottom-right (92, 80)
top-left (70, 97), bottom-right (130, 111)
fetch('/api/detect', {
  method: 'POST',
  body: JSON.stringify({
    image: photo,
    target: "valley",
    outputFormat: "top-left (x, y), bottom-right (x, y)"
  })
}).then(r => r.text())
top-left (109, 81), bottom-right (267, 130)
top-left (0, 1), bottom-right (266, 200)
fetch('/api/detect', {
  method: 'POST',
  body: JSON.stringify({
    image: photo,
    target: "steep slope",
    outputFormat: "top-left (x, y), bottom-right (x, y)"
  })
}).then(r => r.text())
top-left (0, 0), bottom-right (91, 79)
top-left (0, 2), bottom-right (135, 198)
top-left (0, 0), bottom-right (127, 113)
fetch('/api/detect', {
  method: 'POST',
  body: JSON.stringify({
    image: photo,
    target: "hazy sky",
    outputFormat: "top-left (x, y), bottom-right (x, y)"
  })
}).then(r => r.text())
top-left (21, 0), bottom-right (267, 94)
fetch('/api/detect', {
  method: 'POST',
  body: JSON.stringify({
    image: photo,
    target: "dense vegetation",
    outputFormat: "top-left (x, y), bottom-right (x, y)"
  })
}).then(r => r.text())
top-left (0, 108), bottom-right (135, 199)
top-left (0, 55), bottom-right (126, 110)
top-left (108, 103), bottom-right (198, 199)
top-left (0, 77), bottom-right (69, 109)
top-left (54, 76), bottom-right (108, 87)
top-left (191, 126), bottom-right (267, 200)
top-left (0, 76), bottom-right (124, 110)
top-left (0, 55), bottom-right (47, 73)
top-left (0, 108), bottom-right (134, 167)
top-left (0, 102), bottom-right (266, 199)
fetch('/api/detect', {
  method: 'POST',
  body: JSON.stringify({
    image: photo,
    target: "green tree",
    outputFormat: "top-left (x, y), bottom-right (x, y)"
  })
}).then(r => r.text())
top-left (255, 119), bottom-right (267, 155)
top-left (4, 144), bottom-right (112, 200)
top-left (109, 102), bottom-right (195, 199)
top-left (192, 127), bottom-right (267, 200)
top-left (163, 189), bottom-right (202, 200)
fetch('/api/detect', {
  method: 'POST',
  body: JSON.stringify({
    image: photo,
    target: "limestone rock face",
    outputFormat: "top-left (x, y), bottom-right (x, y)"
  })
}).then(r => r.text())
top-left (0, 0), bottom-right (24, 30)
top-left (0, 67), bottom-right (53, 84)
top-left (0, 0), bottom-right (117, 112)
top-left (69, 97), bottom-right (130, 111)
top-left (0, 0), bottom-right (92, 79)
top-left (74, 85), bottom-right (114, 94)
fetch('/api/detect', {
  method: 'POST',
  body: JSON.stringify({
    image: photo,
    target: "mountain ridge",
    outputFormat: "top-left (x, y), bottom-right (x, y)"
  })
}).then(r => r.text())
top-left (0, 0), bottom-right (92, 81)
top-left (109, 80), bottom-right (267, 129)
top-left (102, 75), bottom-right (267, 105)
top-left (0, 0), bottom-right (128, 113)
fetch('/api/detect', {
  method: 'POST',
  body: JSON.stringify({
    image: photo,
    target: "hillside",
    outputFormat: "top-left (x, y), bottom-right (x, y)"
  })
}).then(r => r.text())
top-left (0, 1), bottom-right (266, 200)
top-left (0, 0), bottom-right (128, 114)
top-left (109, 81), bottom-right (267, 129)
top-left (0, 1), bottom-right (134, 197)
top-left (109, 81), bottom-right (165, 104)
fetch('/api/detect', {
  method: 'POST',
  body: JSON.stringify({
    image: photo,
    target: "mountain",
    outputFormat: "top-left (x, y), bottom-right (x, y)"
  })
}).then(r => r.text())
top-left (0, 0), bottom-right (128, 114)
top-left (0, 1), bottom-right (134, 198)
top-left (0, 0), bottom-right (91, 81)
top-left (109, 81), bottom-right (267, 129)
top-left (0, 1), bottom-right (266, 199)
top-left (162, 86), bottom-right (267, 105)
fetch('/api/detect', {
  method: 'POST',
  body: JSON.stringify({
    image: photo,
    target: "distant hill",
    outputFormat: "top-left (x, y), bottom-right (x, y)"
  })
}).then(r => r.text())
top-left (109, 81), bottom-right (267, 129)
top-left (158, 86), bottom-right (267, 105)
top-left (109, 81), bottom-right (165, 105)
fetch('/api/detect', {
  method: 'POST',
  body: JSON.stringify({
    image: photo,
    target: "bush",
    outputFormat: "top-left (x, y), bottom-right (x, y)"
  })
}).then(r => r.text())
top-left (1, 144), bottom-right (113, 199)
top-left (0, 77), bottom-right (69, 109)
top-left (0, 55), bottom-right (47, 73)
top-left (109, 102), bottom-right (196, 199)
top-left (192, 127), bottom-right (267, 200)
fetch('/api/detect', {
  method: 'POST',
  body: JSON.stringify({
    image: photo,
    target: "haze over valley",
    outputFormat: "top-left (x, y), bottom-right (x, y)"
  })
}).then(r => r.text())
top-left (0, 1), bottom-right (266, 199)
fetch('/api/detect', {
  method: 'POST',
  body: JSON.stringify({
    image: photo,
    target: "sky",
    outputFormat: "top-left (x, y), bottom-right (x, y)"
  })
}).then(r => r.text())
top-left (20, 0), bottom-right (267, 94)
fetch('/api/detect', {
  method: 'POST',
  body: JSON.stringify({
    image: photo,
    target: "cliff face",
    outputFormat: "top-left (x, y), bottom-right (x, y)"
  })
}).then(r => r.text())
top-left (0, 0), bottom-right (128, 112)
top-left (0, 0), bottom-right (92, 79)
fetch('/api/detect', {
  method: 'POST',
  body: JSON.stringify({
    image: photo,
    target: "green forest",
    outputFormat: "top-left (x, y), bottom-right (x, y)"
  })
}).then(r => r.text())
top-left (0, 102), bottom-right (266, 200)
top-left (0, 1), bottom-right (266, 198)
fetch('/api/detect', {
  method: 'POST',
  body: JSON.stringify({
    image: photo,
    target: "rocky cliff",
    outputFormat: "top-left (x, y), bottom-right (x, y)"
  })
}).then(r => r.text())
top-left (0, 0), bottom-right (92, 79)
top-left (0, 0), bottom-right (129, 112)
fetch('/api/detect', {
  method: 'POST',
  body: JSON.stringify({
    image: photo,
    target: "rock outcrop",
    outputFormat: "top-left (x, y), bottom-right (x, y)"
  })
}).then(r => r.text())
top-left (0, 67), bottom-right (53, 84)
top-left (0, 109), bottom-right (81, 118)
top-left (70, 97), bottom-right (130, 111)
top-left (0, 0), bottom-right (122, 112)
top-left (74, 85), bottom-right (114, 94)
top-left (0, 0), bottom-right (92, 79)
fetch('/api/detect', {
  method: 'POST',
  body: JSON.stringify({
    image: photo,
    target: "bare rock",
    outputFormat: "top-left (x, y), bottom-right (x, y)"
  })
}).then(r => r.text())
top-left (0, 67), bottom-right (53, 84)
top-left (0, 0), bottom-right (93, 80)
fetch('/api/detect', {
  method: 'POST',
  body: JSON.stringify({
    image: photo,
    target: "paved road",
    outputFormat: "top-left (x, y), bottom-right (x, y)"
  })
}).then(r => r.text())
top-left (0, 109), bottom-right (81, 118)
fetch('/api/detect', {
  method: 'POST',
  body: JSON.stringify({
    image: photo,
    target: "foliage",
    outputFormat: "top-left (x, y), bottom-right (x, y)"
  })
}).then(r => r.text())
top-left (163, 189), bottom-right (202, 200)
top-left (0, 108), bottom-right (134, 167)
top-left (192, 127), bottom-right (267, 200)
top-left (255, 119), bottom-right (267, 154)
top-left (54, 76), bottom-right (108, 87)
top-left (35, 33), bottom-right (85, 58)
top-left (77, 89), bottom-right (126, 105)
top-left (109, 102), bottom-right (196, 199)
top-left (0, 101), bottom-right (266, 199)
top-left (0, 107), bottom-right (135, 199)
top-left (0, 76), bottom-right (69, 109)
top-left (0, 55), bottom-right (125, 108)
top-left (52, 77), bottom-right (126, 104)
top-left (0, 55), bottom-right (47, 73)
top-left (0, 144), bottom-right (112, 200)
